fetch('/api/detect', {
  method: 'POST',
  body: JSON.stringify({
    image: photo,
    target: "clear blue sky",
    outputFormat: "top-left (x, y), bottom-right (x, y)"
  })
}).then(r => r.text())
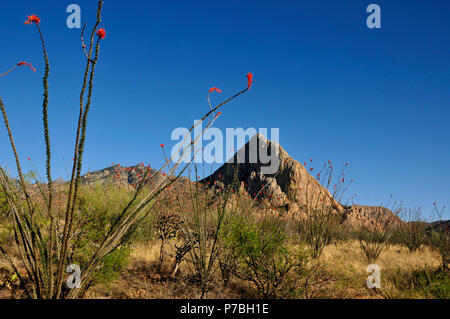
top-left (0, 0), bottom-right (449, 218)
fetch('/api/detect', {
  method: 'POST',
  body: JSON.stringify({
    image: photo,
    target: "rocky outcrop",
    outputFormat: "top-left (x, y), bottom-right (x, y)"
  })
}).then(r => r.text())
top-left (426, 220), bottom-right (450, 233)
top-left (343, 205), bottom-right (402, 229)
top-left (201, 134), bottom-right (401, 228)
top-left (81, 164), bottom-right (158, 186)
top-left (202, 135), bottom-right (339, 208)
top-left (80, 163), bottom-right (190, 190)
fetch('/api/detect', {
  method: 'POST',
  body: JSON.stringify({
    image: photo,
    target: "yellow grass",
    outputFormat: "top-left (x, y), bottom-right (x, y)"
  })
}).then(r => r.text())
top-left (320, 240), bottom-right (440, 274)
top-left (84, 240), bottom-right (444, 299)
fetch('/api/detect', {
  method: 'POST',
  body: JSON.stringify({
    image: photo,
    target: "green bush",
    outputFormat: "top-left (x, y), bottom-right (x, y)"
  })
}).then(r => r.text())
top-left (69, 184), bottom-right (135, 288)
top-left (430, 230), bottom-right (450, 271)
top-left (94, 246), bottom-right (131, 286)
top-left (0, 190), bottom-right (8, 215)
top-left (296, 211), bottom-right (343, 258)
top-left (387, 266), bottom-right (450, 299)
top-left (222, 215), bottom-right (308, 298)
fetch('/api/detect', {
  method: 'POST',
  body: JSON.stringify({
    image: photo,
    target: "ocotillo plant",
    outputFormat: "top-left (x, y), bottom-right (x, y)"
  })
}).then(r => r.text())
top-left (0, 0), bottom-right (253, 299)
top-left (296, 161), bottom-right (351, 259)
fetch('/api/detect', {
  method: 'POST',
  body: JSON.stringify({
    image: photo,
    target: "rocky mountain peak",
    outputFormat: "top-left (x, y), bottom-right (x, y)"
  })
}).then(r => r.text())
top-left (202, 134), bottom-right (402, 228)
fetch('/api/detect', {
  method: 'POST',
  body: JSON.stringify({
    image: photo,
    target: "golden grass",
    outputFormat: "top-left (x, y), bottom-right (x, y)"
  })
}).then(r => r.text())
top-left (318, 241), bottom-right (442, 298)
top-left (320, 240), bottom-right (440, 274)
top-left (84, 240), bottom-right (444, 299)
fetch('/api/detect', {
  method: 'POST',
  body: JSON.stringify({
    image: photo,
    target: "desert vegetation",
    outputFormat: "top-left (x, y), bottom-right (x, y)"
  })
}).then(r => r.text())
top-left (1, 168), bottom-right (448, 299)
top-left (0, 1), bottom-right (448, 300)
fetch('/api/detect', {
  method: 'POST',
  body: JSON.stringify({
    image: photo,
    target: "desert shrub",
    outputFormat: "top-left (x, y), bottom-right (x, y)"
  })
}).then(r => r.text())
top-left (93, 246), bottom-right (131, 286)
top-left (297, 211), bottom-right (343, 258)
top-left (154, 211), bottom-right (183, 273)
top-left (0, 191), bottom-right (10, 245)
top-left (398, 222), bottom-right (428, 253)
top-left (68, 185), bottom-right (134, 287)
top-left (173, 168), bottom-right (236, 299)
top-left (0, 191), bottom-right (7, 215)
top-left (430, 230), bottom-right (450, 271)
top-left (394, 208), bottom-right (429, 252)
top-left (357, 204), bottom-right (400, 264)
top-left (126, 211), bottom-right (158, 244)
top-left (386, 266), bottom-right (450, 299)
top-left (222, 214), bottom-right (309, 298)
top-left (428, 205), bottom-right (450, 271)
top-left (295, 161), bottom-right (351, 258)
top-left (358, 229), bottom-right (391, 264)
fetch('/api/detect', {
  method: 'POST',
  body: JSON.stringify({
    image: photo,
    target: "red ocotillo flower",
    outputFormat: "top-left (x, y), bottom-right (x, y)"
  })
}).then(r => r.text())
top-left (25, 15), bottom-right (41, 25)
top-left (1, 61), bottom-right (36, 78)
top-left (96, 28), bottom-right (106, 39)
top-left (17, 61), bottom-right (36, 72)
top-left (160, 144), bottom-right (165, 148)
top-left (247, 73), bottom-right (253, 89)
top-left (209, 87), bottom-right (222, 93)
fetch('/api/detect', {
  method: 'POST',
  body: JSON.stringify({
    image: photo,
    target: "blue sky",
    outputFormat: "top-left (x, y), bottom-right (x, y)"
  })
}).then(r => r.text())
top-left (0, 0), bottom-right (449, 218)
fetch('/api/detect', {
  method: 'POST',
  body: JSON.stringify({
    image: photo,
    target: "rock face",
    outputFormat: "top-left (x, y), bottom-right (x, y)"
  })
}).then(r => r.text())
top-left (81, 164), bottom-right (159, 187)
top-left (427, 220), bottom-right (450, 233)
top-left (202, 134), bottom-right (339, 208)
top-left (343, 205), bottom-right (402, 229)
top-left (201, 134), bottom-right (401, 228)
top-left (80, 163), bottom-right (189, 190)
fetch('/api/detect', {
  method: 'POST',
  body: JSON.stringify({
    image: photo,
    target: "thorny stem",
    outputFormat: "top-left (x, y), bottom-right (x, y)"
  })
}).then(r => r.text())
top-left (35, 23), bottom-right (53, 217)
top-left (55, 0), bottom-right (103, 298)
top-left (0, 98), bottom-right (44, 297)
top-left (0, 65), bottom-right (18, 78)
top-left (35, 21), bottom-right (55, 299)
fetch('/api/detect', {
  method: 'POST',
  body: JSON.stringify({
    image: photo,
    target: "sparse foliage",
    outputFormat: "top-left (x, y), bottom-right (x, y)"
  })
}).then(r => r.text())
top-left (358, 204), bottom-right (400, 264)
top-left (222, 214), bottom-right (309, 298)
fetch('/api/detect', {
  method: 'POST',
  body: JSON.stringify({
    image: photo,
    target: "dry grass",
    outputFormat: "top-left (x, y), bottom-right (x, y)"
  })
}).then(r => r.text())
top-left (0, 237), bottom-right (445, 299)
top-left (320, 241), bottom-right (440, 274)
top-left (0, 184), bottom-right (446, 299)
top-left (85, 240), bottom-right (257, 299)
top-left (81, 240), bottom-right (445, 299)
top-left (318, 241), bottom-right (442, 298)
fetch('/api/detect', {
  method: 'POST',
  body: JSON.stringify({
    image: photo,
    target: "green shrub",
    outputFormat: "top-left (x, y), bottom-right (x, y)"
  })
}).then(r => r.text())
top-left (394, 209), bottom-right (429, 252)
top-left (297, 211), bottom-right (343, 258)
top-left (358, 228), bottom-right (392, 264)
top-left (0, 191), bottom-right (7, 214)
top-left (69, 184), bottom-right (135, 288)
top-left (387, 266), bottom-right (450, 299)
top-left (222, 214), bottom-right (308, 298)
top-left (430, 230), bottom-right (450, 271)
top-left (93, 246), bottom-right (131, 286)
